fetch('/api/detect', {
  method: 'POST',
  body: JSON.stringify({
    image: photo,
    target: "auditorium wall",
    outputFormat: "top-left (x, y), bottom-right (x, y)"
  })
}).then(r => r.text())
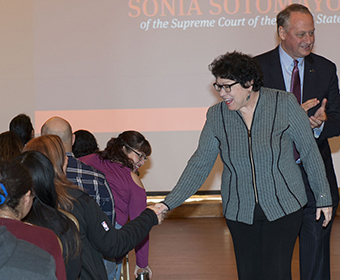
top-left (1, 0), bottom-right (340, 192)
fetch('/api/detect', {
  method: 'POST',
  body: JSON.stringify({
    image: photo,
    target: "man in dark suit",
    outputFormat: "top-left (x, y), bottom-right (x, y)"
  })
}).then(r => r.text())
top-left (255, 4), bottom-right (340, 280)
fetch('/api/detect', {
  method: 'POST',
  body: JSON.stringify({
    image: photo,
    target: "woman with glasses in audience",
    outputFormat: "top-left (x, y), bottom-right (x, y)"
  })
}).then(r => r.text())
top-left (23, 134), bottom-right (161, 280)
top-left (80, 130), bottom-right (152, 280)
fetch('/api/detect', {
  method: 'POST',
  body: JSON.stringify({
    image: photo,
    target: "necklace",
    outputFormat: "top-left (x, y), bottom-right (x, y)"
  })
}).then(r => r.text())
top-left (0, 214), bottom-right (16, 220)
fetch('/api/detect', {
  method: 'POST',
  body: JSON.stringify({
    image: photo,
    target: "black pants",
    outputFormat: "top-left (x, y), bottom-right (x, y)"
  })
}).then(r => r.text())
top-left (298, 164), bottom-right (337, 280)
top-left (226, 205), bottom-right (303, 280)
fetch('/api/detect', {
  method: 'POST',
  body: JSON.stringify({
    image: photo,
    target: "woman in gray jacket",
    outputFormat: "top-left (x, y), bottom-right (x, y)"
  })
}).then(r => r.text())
top-left (156, 51), bottom-right (332, 280)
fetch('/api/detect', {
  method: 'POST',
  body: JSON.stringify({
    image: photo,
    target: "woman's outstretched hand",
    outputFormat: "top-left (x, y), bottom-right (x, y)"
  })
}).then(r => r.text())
top-left (147, 204), bottom-right (167, 224)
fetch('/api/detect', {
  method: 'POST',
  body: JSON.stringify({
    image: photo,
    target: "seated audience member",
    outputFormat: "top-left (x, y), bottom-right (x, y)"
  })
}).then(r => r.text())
top-left (0, 131), bottom-right (23, 161)
top-left (73, 129), bottom-right (99, 158)
top-left (41, 117), bottom-right (115, 223)
top-left (16, 151), bottom-right (82, 280)
top-left (0, 160), bottom-right (66, 280)
top-left (23, 134), bottom-right (164, 280)
top-left (9, 113), bottom-right (34, 146)
top-left (0, 226), bottom-right (57, 280)
top-left (81, 131), bottom-right (152, 279)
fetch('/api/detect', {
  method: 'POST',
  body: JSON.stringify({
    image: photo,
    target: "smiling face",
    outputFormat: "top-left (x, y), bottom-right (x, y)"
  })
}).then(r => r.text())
top-left (126, 148), bottom-right (147, 171)
top-left (279, 12), bottom-right (315, 59)
top-left (216, 77), bottom-right (251, 111)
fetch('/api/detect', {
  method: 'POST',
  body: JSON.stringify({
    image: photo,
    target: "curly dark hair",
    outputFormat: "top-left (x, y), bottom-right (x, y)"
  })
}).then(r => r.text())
top-left (98, 131), bottom-right (151, 172)
top-left (209, 51), bottom-right (263, 92)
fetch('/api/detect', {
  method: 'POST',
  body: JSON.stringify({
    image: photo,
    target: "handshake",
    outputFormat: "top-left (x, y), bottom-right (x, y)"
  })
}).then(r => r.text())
top-left (147, 203), bottom-right (169, 224)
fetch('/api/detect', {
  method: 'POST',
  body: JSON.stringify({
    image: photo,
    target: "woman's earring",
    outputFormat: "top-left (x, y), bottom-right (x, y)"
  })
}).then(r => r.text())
top-left (246, 93), bottom-right (251, 101)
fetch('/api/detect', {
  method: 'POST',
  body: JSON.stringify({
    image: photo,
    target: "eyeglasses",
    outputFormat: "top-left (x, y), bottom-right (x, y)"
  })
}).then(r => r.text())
top-left (128, 146), bottom-right (148, 162)
top-left (213, 81), bottom-right (239, 93)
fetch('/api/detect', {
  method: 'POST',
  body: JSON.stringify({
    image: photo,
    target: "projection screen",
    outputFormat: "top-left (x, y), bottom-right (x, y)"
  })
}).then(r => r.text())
top-left (1, 0), bottom-right (340, 192)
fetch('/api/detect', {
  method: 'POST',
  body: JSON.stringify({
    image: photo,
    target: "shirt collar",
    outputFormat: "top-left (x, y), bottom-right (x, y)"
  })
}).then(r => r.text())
top-left (66, 151), bottom-right (75, 157)
top-left (279, 44), bottom-right (304, 70)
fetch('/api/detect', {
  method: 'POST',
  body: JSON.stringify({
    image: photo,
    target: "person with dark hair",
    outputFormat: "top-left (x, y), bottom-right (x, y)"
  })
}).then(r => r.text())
top-left (15, 151), bottom-right (82, 280)
top-left (9, 113), bottom-right (34, 146)
top-left (0, 226), bottom-right (57, 280)
top-left (155, 51), bottom-right (332, 280)
top-left (0, 160), bottom-right (66, 280)
top-left (72, 129), bottom-right (99, 158)
top-left (0, 131), bottom-right (23, 162)
top-left (80, 131), bottom-right (152, 279)
top-left (254, 4), bottom-right (340, 280)
top-left (23, 134), bottom-right (163, 280)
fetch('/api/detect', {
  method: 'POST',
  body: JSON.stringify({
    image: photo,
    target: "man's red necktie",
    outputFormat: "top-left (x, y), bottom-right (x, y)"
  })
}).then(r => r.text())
top-left (291, 59), bottom-right (301, 160)
top-left (290, 60), bottom-right (301, 104)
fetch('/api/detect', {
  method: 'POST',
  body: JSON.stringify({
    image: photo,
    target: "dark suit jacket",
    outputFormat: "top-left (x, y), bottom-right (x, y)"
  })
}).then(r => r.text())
top-left (255, 46), bottom-right (340, 206)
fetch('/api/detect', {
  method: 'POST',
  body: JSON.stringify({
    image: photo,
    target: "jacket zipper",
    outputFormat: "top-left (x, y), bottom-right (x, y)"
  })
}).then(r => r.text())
top-left (248, 129), bottom-right (259, 204)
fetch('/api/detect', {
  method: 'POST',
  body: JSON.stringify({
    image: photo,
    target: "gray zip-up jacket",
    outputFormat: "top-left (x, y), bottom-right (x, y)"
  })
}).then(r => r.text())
top-left (163, 87), bottom-right (332, 224)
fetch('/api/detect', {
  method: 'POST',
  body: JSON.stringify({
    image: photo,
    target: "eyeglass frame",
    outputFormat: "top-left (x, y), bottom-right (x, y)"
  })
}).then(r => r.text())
top-left (213, 81), bottom-right (239, 93)
top-left (126, 145), bottom-right (148, 162)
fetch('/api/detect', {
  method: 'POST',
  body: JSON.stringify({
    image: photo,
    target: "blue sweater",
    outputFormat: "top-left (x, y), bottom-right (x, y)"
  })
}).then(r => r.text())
top-left (164, 87), bottom-right (332, 224)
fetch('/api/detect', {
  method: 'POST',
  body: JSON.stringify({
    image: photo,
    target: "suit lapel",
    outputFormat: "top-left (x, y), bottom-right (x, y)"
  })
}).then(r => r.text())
top-left (270, 47), bottom-right (286, 91)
